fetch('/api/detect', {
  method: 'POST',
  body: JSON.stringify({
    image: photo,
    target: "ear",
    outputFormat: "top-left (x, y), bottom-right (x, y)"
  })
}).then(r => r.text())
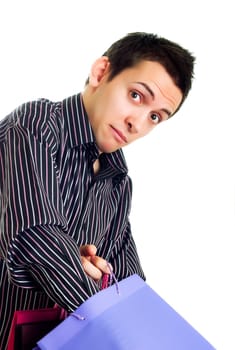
top-left (88, 56), bottom-right (110, 87)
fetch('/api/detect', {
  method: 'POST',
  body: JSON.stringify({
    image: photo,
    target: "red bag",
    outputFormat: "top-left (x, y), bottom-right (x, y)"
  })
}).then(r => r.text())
top-left (7, 273), bottom-right (110, 350)
top-left (7, 305), bottom-right (67, 350)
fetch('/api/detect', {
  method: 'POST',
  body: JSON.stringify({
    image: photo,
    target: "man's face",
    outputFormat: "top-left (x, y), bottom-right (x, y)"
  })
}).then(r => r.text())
top-left (83, 59), bottom-right (183, 153)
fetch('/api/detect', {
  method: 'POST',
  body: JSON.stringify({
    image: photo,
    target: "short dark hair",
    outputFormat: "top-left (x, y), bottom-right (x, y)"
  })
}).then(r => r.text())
top-left (104, 32), bottom-right (195, 112)
top-left (87, 32), bottom-right (195, 112)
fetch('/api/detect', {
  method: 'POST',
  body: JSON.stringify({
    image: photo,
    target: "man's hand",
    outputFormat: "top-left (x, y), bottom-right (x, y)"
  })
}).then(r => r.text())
top-left (80, 244), bottom-right (111, 282)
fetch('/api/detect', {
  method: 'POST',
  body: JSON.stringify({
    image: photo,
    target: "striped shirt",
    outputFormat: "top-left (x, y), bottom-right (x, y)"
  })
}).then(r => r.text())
top-left (0, 93), bottom-right (145, 349)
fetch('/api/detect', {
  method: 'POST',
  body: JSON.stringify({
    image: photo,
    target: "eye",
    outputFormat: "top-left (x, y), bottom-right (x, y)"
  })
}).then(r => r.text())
top-left (130, 90), bottom-right (141, 102)
top-left (150, 113), bottom-right (161, 124)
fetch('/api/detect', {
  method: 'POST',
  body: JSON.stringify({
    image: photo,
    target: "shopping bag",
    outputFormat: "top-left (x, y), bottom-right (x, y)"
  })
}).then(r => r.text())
top-left (7, 305), bottom-right (67, 350)
top-left (35, 274), bottom-right (215, 350)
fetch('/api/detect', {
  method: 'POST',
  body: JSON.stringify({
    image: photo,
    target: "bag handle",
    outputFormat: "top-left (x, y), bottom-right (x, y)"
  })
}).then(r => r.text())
top-left (101, 263), bottom-right (120, 295)
top-left (71, 264), bottom-right (120, 322)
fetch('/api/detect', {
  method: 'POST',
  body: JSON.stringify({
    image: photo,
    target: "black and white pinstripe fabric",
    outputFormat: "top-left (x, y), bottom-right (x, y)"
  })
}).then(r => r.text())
top-left (0, 93), bottom-right (145, 349)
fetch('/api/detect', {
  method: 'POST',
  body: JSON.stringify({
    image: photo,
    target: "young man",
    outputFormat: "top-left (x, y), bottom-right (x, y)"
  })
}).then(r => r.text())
top-left (0, 32), bottom-right (195, 349)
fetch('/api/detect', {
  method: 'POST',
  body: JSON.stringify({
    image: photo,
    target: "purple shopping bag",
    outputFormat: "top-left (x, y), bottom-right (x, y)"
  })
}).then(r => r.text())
top-left (35, 274), bottom-right (215, 350)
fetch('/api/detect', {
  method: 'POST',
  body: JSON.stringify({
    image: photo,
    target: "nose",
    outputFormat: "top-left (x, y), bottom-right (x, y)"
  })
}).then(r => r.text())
top-left (125, 114), bottom-right (145, 134)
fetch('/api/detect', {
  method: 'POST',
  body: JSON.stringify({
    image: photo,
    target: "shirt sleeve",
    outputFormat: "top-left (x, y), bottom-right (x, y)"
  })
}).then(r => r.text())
top-left (109, 221), bottom-right (146, 282)
top-left (1, 100), bottom-right (99, 311)
top-left (0, 100), bottom-right (68, 247)
top-left (8, 224), bottom-right (99, 311)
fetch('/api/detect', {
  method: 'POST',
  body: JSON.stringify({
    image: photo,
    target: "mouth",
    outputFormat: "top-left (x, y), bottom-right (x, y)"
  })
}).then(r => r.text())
top-left (110, 126), bottom-right (128, 144)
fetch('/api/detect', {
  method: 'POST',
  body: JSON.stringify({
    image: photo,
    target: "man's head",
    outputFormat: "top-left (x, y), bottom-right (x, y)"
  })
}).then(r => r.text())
top-left (82, 32), bottom-right (195, 153)
top-left (102, 32), bottom-right (195, 110)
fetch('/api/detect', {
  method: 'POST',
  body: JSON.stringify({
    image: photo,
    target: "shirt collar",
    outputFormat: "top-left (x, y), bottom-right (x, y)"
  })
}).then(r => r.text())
top-left (97, 150), bottom-right (128, 181)
top-left (62, 93), bottom-right (95, 148)
top-left (62, 93), bottom-right (128, 177)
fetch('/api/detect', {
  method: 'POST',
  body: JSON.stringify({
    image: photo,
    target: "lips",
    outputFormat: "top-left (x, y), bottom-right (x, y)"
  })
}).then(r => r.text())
top-left (110, 126), bottom-right (127, 144)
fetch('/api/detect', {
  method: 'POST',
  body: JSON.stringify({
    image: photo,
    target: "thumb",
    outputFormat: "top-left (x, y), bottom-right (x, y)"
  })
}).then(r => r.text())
top-left (80, 244), bottom-right (97, 257)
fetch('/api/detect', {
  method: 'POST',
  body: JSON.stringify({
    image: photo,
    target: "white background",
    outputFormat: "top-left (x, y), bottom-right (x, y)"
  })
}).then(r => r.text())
top-left (0, 1), bottom-right (234, 349)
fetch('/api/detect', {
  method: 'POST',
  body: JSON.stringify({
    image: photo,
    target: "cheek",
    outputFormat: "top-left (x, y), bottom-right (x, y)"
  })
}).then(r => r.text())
top-left (105, 88), bottom-right (130, 116)
top-left (105, 99), bottom-right (128, 122)
top-left (141, 125), bottom-right (156, 138)
top-left (101, 91), bottom-right (121, 112)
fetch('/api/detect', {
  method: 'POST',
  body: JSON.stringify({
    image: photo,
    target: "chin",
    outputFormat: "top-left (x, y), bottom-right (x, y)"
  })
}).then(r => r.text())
top-left (98, 143), bottom-right (120, 154)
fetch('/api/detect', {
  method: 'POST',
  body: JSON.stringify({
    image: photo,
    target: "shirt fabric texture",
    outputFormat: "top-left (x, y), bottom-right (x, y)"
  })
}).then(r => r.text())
top-left (0, 93), bottom-right (145, 349)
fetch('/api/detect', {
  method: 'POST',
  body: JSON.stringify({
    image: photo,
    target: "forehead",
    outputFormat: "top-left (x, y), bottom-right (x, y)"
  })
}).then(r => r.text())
top-left (116, 60), bottom-right (183, 112)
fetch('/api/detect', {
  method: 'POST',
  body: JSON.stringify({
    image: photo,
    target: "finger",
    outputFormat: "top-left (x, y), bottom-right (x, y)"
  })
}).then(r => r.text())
top-left (79, 244), bottom-right (97, 257)
top-left (90, 255), bottom-right (112, 274)
top-left (80, 256), bottom-right (102, 281)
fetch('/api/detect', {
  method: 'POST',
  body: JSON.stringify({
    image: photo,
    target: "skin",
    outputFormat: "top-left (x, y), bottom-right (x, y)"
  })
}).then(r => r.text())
top-left (80, 57), bottom-right (183, 283)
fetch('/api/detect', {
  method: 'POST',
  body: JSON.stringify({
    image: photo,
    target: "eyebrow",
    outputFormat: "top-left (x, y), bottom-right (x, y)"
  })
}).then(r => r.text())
top-left (136, 82), bottom-right (173, 118)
